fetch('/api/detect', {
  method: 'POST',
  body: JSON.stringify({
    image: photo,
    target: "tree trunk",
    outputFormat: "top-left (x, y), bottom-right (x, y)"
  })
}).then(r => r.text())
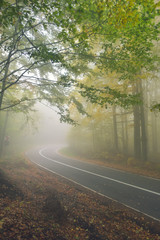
top-left (121, 111), bottom-right (125, 154)
top-left (133, 82), bottom-right (141, 159)
top-left (151, 81), bottom-right (158, 155)
top-left (139, 80), bottom-right (148, 162)
top-left (124, 113), bottom-right (128, 156)
top-left (140, 103), bottom-right (148, 161)
top-left (92, 121), bottom-right (96, 153)
top-left (112, 105), bottom-right (118, 153)
top-left (0, 20), bottom-right (19, 110)
top-left (0, 111), bottom-right (9, 157)
top-left (152, 113), bottom-right (158, 154)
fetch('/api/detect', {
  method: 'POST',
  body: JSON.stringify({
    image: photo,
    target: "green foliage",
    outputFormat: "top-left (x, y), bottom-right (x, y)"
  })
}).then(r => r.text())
top-left (150, 103), bottom-right (160, 112)
top-left (69, 96), bottom-right (89, 116)
top-left (0, 0), bottom-right (160, 123)
top-left (79, 83), bottom-right (141, 108)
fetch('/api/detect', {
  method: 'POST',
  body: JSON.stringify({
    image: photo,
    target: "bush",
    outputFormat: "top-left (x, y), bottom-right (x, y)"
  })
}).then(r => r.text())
top-left (115, 154), bottom-right (125, 162)
top-left (145, 161), bottom-right (160, 172)
top-left (100, 152), bottom-right (109, 160)
top-left (127, 157), bottom-right (138, 167)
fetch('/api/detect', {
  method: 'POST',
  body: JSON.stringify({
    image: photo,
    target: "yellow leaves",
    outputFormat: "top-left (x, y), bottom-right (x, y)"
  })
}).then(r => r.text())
top-left (4, 206), bottom-right (11, 211)
top-left (0, 219), bottom-right (4, 229)
top-left (69, 63), bottom-right (129, 125)
top-left (107, 0), bottom-right (141, 28)
top-left (136, 73), bottom-right (148, 79)
top-left (89, 217), bottom-right (95, 224)
top-left (96, 0), bottom-right (107, 18)
top-left (6, 0), bottom-right (16, 3)
top-left (97, 2), bottom-right (104, 12)
top-left (1, 153), bottom-right (160, 240)
top-left (155, 1), bottom-right (160, 8)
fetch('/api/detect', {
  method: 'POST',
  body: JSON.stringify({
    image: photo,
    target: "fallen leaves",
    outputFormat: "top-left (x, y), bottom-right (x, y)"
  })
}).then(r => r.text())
top-left (0, 159), bottom-right (159, 240)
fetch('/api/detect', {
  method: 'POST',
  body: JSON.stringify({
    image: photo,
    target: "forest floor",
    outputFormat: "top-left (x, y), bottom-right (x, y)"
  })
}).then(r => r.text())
top-left (0, 154), bottom-right (160, 240)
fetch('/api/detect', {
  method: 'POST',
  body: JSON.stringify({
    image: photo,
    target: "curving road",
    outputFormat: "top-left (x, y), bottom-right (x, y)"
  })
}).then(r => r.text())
top-left (26, 145), bottom-right (160, 221)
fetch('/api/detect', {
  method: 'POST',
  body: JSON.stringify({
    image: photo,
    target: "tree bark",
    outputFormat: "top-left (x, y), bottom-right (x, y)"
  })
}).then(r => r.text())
top-left (139, 80), bottom-right (148, 162)
top-left (0, 20), bottom-right (19, 110)
top-left (121, 111), bottom-right (125, 154)
top-left (112, 105), bottom-right (118, 153)
top-left (124, 113), bottom-right (128, 156)
top-left (133, 82), bottom-right (141, 159)
top-left (0, 111), bottom-right (9, 157)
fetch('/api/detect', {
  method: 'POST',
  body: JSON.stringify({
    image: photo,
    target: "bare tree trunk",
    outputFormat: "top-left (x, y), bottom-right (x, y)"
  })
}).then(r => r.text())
top-left (92, 121), bottom-right (96, 153)
top-left (152, 113), bottom-right (158, 154)
top-left (139, 80), bottom-right (148, 162)
top-left (140, 104), bottom-right (148, 161)
top-left (0, 111), bottom-right (9, 157)
top-left (112, 105), bottom-right (118, 153)
top-left (133, 82), bottom-right (141, 159)
top-left (124, 113), bottom-right (128, 156)
top-left (121, 111), bottom-right (125, 154)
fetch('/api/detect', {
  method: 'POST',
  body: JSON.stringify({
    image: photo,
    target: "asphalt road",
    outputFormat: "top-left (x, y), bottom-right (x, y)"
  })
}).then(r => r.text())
top-left (26, 145), bottom-right (160, 221)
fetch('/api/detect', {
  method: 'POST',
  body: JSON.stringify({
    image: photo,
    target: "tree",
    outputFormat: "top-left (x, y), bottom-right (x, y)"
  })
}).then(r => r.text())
top-left (78, 0), bottom-right (160, 112)
top-left (0, 0), bottom-right (160, 129)
top-left (1, 1), bottom-right (159, 113)
top-left (0, 0), bottom-right (91, 115)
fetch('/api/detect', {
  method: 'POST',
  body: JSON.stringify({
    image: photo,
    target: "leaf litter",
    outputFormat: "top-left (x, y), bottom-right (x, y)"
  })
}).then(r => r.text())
top-left (0, 158), bottom-right (160, 240)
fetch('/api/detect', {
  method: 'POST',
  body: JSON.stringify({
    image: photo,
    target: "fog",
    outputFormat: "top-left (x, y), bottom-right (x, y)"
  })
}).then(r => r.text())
top-left (67, 78), bottom-right (160, 167)
top-left (0, 102), bottom-right (70, 157)
top-left (31, 103), bottom-right (70, 146)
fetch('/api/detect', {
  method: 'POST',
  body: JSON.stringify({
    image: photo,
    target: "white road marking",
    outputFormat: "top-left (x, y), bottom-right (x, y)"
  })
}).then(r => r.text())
top-left (29, 156), bottom-right (160, 222)
top-left (39, 147), bottom-right (160, 196)
top-left (56, 146), bottom-right (160, 182)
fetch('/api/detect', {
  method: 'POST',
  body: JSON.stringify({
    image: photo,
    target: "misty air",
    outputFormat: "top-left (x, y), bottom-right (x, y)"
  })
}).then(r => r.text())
top-left (0, 1), bottom-right (160, 239)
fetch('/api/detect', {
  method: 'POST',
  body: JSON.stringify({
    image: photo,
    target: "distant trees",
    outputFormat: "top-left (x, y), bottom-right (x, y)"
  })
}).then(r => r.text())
top-left (67, 0), bottom-right (160, 163)
top-left (0, 0), bottom-right (160, 161)
top-left (68, 70), bottom-right (160, 163)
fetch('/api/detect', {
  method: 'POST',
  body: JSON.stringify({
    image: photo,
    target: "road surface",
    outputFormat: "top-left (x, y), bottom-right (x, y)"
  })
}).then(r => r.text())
top-left (26, 145), bottom-right (160, 221)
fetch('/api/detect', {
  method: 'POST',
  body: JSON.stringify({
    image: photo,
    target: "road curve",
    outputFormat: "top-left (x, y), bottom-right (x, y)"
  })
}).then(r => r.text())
top-left (26, 145), bottom-right (160, 221)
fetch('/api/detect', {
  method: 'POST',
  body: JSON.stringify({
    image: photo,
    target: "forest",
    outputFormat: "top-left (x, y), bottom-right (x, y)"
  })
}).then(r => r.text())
top-left (68, 69), bottom-right (160, 165)
top-left (0, 1), bottom-right (160, 239)
top-left (1, 0), bottom-right (160, 164)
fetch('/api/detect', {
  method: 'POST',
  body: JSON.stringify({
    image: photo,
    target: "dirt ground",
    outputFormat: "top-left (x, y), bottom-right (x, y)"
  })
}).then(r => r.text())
top-left (0, 157), bottom-right (160, 240)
